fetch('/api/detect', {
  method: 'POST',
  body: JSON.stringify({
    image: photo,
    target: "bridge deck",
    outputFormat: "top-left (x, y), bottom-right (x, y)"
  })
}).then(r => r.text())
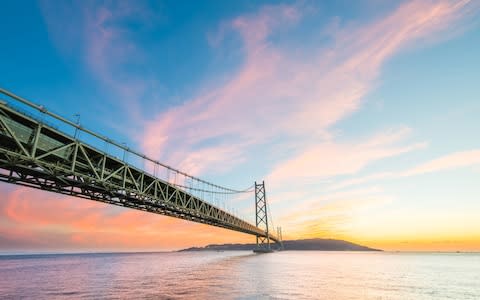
top-left (0, 97), bottom-right (278, 243)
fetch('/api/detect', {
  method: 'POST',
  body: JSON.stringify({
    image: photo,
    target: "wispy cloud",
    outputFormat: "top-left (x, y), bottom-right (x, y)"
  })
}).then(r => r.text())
top-left (331, 149), bottom-right (480, 190)
top-left (268, 127), bottom-right (426, 185)
top-left (39, 0), bottom-right (477, 178)
top-left (140, 0), bottom-right (476, 179)
top-left (24, 1), bottom-right (479, 251)
top-left (402, 149), bottom-right (480, 176)
top-left (39, 0), bottom-right (164, 130)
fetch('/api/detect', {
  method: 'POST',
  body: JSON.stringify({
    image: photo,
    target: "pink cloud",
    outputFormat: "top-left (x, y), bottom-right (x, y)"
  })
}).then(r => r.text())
top-left (139, 0), bottom-right (476, 178)
top-left (30, 1), bottom-right (480, 250)
top-left (330, 149), bottom-right (480, 190)
top-left (38, 0), bottom-right (477, 179)
top-left (329, 172), bottom-right (395, 191)
top-left (268, 127), bottom-right (426, 184)
top-left (402, 149), bottom-right (480, 176)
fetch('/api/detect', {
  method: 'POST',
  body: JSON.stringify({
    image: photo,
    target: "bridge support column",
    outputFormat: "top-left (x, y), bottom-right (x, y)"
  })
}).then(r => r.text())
top-left (254, 181), bottom-right (272, 253)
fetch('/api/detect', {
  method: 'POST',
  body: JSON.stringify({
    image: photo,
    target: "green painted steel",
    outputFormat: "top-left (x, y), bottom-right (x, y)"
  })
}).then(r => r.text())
top-left (0, 88), bottom-right (279, 243)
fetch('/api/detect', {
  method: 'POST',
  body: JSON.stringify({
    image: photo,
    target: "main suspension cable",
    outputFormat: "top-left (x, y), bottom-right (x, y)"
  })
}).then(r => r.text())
top-left (173, 183), bottom-right (255, 194)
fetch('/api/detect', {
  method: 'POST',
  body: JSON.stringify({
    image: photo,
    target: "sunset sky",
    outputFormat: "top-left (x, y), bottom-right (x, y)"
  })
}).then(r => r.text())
top-left (1, 0), bottom-right (479, 252)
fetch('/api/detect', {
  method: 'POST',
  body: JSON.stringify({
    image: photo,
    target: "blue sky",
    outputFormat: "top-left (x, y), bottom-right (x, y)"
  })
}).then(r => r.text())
top-left (0, 0), bottom-right (479, 251)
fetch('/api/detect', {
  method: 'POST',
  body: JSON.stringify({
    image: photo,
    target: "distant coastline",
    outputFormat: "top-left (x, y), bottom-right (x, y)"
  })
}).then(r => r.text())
top-left (179, 238), bottom-right (382, 252)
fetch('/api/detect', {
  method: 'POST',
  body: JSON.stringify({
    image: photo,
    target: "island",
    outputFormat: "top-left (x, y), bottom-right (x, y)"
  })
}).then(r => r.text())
top-left (179, 238), bottom-right (381, 252)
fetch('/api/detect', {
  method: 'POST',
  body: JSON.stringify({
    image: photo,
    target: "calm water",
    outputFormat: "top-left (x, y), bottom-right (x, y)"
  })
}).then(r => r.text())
top-left (0, 251), bottom-right (479, 299)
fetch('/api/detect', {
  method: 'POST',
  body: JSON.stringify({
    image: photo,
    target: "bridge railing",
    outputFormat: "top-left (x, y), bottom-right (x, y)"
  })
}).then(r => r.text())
top-left (0, 89), bottom-right (252, 211)
top-left (0, 88), bottom-right (279, 242)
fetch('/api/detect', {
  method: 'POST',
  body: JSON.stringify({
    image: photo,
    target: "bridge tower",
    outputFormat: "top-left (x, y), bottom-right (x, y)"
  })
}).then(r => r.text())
top-left (277, 226), bottom-right (284, 250)
top-left (254, 181), bottom-right (271, 252)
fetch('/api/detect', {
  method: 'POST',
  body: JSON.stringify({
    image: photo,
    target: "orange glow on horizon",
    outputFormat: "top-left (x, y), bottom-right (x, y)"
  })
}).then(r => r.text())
top-left (1, 184), bottom-right (479, 253)
top-left (0, 185), bottom-right (252, 252)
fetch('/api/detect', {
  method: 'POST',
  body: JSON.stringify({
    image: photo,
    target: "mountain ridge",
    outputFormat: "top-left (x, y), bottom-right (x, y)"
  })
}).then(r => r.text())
top-left (179, 238), bottom-right (381, 252)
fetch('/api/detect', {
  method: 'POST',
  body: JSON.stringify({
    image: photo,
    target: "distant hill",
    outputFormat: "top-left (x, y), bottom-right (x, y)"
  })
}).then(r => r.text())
top-left (179, 238), bottom-right (381, 252)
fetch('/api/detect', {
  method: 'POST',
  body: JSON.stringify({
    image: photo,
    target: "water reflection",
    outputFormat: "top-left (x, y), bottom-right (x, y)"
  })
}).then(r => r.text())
top-left (0, 251), bottom-right (479, 299)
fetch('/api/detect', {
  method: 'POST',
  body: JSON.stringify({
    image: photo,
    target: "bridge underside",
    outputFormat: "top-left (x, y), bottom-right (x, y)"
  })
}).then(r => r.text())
top-left (0, 100), bottom-right (279, 243)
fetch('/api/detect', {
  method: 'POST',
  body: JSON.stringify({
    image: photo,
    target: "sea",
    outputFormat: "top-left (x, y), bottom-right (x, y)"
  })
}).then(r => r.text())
top-left (0, 251), bottom-right (479, 299)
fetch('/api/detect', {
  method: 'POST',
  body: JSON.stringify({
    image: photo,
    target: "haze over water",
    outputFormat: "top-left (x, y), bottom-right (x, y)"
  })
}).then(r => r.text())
top-left (1, 251), bottom-right (479, 299)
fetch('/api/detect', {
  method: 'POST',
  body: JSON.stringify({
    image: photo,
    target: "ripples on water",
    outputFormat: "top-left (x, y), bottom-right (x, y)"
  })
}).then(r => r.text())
top-left (0, 251), bottom-right (479, 299)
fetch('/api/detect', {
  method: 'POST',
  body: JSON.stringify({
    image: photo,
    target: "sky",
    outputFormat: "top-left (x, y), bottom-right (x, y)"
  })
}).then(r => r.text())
top-left (0, 0), bottom-right (479, 252)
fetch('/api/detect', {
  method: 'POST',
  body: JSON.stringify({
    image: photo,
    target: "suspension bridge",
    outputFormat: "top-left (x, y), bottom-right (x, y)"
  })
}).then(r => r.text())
top-left (0, 88), bottom-right (282, 252)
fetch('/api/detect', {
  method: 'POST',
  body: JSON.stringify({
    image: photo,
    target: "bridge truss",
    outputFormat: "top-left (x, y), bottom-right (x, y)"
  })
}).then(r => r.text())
top-left (0, 88), bottom-right (280, 245)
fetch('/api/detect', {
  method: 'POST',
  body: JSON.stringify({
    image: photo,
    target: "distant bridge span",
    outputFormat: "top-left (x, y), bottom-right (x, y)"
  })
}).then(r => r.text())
top-left (0, 88), bottom-right (281, 250)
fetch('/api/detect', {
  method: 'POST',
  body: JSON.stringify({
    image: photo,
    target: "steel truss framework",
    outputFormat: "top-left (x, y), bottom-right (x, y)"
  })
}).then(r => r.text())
top-left (0, 100), bottom-right (279, 243)
top-left (255, 181), bottom-right (271, 250)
